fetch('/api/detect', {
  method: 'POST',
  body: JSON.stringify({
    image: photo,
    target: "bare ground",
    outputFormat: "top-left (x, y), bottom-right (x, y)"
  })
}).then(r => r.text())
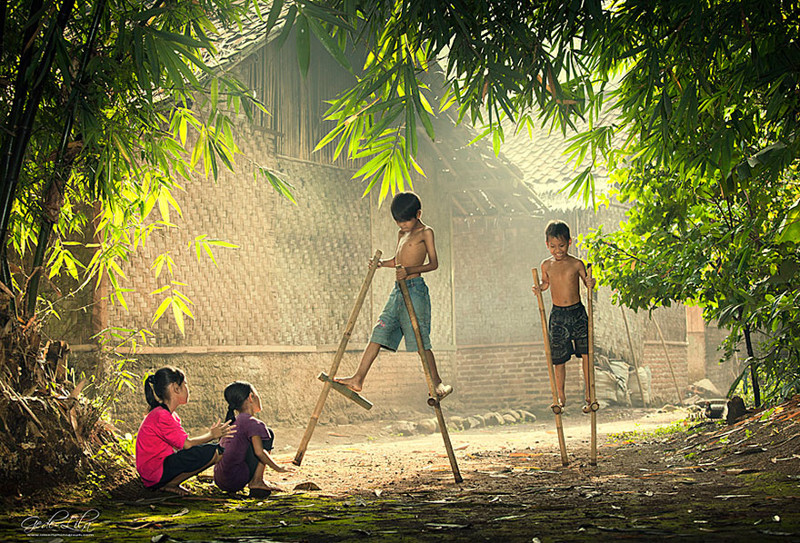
top-left (2, 399), bottom-right (799, 542)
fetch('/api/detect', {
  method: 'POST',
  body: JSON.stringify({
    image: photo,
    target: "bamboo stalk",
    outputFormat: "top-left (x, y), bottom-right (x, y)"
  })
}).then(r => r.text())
top-left (25, 0), bottom-right (107, 317)
top-left (531, 268), bottom-right (568, 466)
top-left (585, 265), bottom-right (598, 466)
top-left (397, 274), bottom-right (462, 484)
top-left (0, 0), bottom-right (76, 249)
top-left (621, 306), bottom-right (647, 407)
top-left (293, 250), bottom-right (381, 466)
top-left (653, 317), bottom-right (684, 406)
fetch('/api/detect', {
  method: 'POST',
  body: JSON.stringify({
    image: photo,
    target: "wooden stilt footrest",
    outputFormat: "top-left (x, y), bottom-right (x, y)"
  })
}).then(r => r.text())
top-left (318, 372), bottom-right (373, 410)
top-left (426, 385), bottom-right (454, 406)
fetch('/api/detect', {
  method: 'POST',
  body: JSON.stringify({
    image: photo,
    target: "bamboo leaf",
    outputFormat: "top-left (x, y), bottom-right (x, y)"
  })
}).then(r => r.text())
top-left (274, 5), bottom-right (297, 49)
top-left (265, 0), bottom-right (284, 35)
top-left (296, 13), bottom-right (311, 77)
top-left (307, 15), bottom-right (352, 71)
top-left (171, 300), bottom-right (186, 334)
top-left (150, 285), bottom-right (171, 296)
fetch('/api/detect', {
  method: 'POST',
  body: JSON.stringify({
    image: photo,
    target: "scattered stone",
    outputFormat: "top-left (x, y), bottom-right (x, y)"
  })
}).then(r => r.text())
top-left (466, 416), bottom-right (482, 429)
top-left (689, 378), bottom-right (724, 398)
top-left (519, 410), bottom-right (536, 422)
top-left (448, 416), bottom-right (464, 430)
top-left (502, 413), bottom-right (517, 424)
top-left (486, 412), bottom-right (505, 426)
top-left (392, 421), bottom-right (416, 436)
top-left (474, 415), bottom-right (486, 426)
top-left (335, 415), bottom-right (349, 425)
top-left (416, 419), bottom-right (437, 434)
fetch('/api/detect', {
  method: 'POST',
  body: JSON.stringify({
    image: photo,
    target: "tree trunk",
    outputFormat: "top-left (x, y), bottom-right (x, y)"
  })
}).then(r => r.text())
top-left (743, 325), bottom-right (760, 408)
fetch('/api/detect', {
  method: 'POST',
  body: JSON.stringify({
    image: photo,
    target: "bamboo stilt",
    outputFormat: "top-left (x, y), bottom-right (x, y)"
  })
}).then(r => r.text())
top-left (531, 268), bottom-right (568, 466)
top-left (293, 250), bottom-right (382, 466)
top-left (318, 372), bottom-right (373, 410)
top-left (397, 274), bottom-right (463, 484)
top-left (585, 265), bottom-right (598, 466)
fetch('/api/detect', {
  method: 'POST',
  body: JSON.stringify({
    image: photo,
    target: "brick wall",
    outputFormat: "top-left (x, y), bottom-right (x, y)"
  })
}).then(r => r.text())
top-left (704, 321), bottom-right (745, 396)
top-left (454, 343), bottom-right (585, 412)
top-left (641, 341), bottom-right (689, 404)
top-left (115, 348), bottom-right (457, 435)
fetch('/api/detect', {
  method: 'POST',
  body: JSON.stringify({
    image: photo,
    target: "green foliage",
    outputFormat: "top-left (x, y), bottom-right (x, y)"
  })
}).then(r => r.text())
top-left (289, 0), bottom-right (800, 396)
top-left (579, 1), bottom-right (800, 404)
top-left (0, 0), bottom-right (304, 334)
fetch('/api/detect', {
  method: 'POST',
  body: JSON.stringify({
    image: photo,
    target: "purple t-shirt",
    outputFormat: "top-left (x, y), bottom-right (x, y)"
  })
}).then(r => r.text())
top-left (214, 412), bottom-right (273, 492)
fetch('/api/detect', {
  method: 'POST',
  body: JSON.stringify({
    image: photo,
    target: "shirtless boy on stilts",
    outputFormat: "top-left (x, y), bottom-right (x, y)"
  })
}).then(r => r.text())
top-left (336, 192), bottom-right (451, 398)
top-left (532, 220), bottom-right (595, 410)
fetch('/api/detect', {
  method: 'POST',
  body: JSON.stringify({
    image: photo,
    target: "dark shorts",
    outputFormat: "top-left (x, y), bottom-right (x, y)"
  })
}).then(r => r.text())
top-left (151, 443), bottom-right (222, 490)
top-left (549, 302), bottom-right (589, 365)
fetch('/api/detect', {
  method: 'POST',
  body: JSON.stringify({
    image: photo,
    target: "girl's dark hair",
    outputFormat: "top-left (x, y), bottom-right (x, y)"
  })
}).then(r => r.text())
top-left (144, 367), bottom-right (185, 410)
top-left (390, 191), bottom-right (421, 222)
top-left (223, 381), bottom-right (254, 423)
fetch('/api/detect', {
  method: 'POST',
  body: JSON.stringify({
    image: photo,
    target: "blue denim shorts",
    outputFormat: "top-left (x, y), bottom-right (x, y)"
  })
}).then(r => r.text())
top-left (370, 277), bottom-right (432, 352)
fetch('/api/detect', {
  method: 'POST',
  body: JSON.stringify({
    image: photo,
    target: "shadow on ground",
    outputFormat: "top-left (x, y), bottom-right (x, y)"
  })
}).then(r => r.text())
top-left (2, 398), bottom-right (799, 542)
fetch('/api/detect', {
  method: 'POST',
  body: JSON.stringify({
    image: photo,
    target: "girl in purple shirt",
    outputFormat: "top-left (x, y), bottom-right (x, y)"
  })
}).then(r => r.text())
top-left (214, 381), bottom-right (293, 497)
top-left (135, 367), bottom-right (235, 496)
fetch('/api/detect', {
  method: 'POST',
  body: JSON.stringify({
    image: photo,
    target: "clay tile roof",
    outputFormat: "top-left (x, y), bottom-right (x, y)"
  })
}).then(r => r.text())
top-left (499, 111), bottom-right (622, 212)
top-left (208, 8), bottom-right (289, 71)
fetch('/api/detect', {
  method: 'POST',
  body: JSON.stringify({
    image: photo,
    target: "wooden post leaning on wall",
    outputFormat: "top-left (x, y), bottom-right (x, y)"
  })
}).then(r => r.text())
top-left (620, 306), bottom-right (647, 407)
top-left (653, 317), bottom-right (685, 406)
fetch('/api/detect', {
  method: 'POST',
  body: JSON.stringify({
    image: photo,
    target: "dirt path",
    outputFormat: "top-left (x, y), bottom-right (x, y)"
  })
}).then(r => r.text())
top-left (3, 405), bottom-right (799, 542)
top-left (277, 407), bottom-right (687, 493)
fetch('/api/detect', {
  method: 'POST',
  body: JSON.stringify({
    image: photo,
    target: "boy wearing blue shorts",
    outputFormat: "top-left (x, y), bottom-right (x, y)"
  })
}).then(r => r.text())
top-left (532, 220), bottom-right (596, 410)
top-left (336, 192), bottom-right (452, 398)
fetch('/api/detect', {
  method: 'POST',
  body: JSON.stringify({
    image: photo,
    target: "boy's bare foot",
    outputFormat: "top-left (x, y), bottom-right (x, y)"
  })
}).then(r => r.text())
top-left (162, 484), bottom-right (190, 496)
top-left (333, 376), bottom-right (362, 393)
top-left (434, 383), bottom-right (453, 399)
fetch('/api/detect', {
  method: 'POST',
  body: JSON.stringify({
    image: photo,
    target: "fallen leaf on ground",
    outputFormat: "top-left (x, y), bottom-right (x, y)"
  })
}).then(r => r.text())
top-left (294, 481), bottom-right (321, 491)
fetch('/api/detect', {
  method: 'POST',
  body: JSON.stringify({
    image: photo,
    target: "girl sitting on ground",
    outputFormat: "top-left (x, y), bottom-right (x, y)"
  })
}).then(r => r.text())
top-left (214, 381), bottom-right (293, 498)
top-left (135, 366), bottom-right (235, 496)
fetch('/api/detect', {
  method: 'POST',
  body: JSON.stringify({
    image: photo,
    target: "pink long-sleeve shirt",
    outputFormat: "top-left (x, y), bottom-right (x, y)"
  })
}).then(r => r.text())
top-left (135, 406), bottom-right (188, 487)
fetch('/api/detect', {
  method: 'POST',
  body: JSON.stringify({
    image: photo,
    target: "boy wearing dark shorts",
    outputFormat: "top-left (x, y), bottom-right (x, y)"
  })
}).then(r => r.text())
top-left (532, 220), bottom-right (595, 410)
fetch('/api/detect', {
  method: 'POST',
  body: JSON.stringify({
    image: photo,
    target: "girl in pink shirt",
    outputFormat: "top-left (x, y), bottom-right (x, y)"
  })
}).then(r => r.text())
top-left (135, 367), bottom-right (235, 496)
